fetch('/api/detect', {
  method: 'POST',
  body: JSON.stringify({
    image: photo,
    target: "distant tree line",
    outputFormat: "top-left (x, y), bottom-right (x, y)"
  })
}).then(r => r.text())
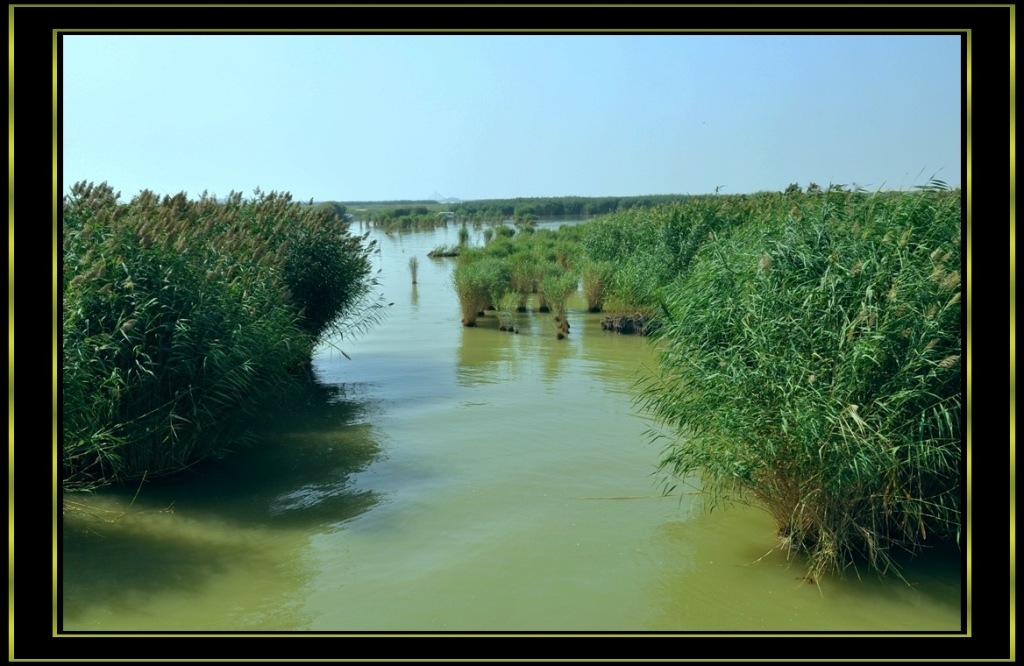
top-left (323, 185), bottom-right (934, 231)
top-left (339, 195), bottom-right (716, 230)
top-left (449, 194), bottom-right (700, 220)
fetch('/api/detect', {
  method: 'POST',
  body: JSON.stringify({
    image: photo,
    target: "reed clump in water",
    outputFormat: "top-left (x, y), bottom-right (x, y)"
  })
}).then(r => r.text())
top-left (408, 255), bottom-right (419, 284)
top-left (427, 244), bottom-right (460, 258)
top-left (452, 253), bottom-right (506, 327)
top-left (539, 268), bottom-right (579, 338)
top-left (508, 254), bottom-right (541, 312)
top-left (494, 290), bottom-right (521, 333)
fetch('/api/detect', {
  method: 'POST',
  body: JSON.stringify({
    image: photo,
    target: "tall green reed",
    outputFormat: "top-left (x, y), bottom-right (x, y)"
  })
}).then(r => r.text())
top-left (637, 189), bottom-right (962, 579)
top-left (62, 182), bottom-right (385, 490)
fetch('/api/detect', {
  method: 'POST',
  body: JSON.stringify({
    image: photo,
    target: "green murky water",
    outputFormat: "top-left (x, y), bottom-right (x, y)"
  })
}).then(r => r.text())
top-left (61, 222), bottom-right (962, 632)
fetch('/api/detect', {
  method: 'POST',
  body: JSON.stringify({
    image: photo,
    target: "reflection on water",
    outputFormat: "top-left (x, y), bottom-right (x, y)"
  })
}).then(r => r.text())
top-left (455, 304), bottom-right (591, 388)
top-left (455, 325), bottom-right (515, 385)
top-left (61, 222), bottom-right (962, 632)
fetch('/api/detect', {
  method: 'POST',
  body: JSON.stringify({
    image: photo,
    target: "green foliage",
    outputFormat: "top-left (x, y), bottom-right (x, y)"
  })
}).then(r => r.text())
top-left (280, 219), bottom-right (382, 346)
top-left (447, 193), bottom-right (700, 220)
top-left (495, 291), bottom-right (521, 331)
top-left (539, 267), bottom-right (578, 318)
top-left (354, 202), bottom-right (456, 232)
top-left (452, 254), bottom-right (507, 326)
top-left (580, 260), bottom-right (615, 312)
top-left (62, 182), bottom-right (385, 490)
top-left (578, 201), bottom-right (739, 314)
top-left (316, 201), bottom-right (348, 219)
top-left (447, 222), bottom-right (582, 334)
top-left (509, 253), bottom-right (541, 310)
top-left (637, 189), bottom-right (962, 579)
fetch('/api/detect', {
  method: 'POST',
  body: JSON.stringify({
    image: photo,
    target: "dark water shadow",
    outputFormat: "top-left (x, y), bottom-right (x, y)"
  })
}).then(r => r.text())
top-left (61, 371), bottom-right (387, 627)
top-left (106, 372), bottom-right (387, 528)
top-left (60, 517), bottom-right (265, 625)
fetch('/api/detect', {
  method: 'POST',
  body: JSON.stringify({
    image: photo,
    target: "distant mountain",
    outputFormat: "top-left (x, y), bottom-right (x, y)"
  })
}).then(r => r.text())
top-left (431, 192), bottom-right (461, 204)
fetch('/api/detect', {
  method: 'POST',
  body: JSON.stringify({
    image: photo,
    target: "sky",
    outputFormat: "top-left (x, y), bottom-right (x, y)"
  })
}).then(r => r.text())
top-left (61, 34), bottom-right (962, 203)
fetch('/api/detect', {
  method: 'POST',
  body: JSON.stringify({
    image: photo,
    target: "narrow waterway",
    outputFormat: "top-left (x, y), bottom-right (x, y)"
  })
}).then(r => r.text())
top-left (61, 221), bottom-right (962, 632)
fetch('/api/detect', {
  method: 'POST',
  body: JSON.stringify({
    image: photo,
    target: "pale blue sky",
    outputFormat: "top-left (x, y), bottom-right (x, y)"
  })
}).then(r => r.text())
top-left (61, 34), bottom-right (962, 202)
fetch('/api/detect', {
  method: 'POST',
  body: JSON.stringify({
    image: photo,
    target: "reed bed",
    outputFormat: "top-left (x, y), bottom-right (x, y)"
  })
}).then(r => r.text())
top-left (452, 253), bottom-right (507, 326)
top-left (62, 182), bottom-right (385, 491)
top-left (636, 187), bottom-right (962, 579)
top-left (580, 260), bottom-right (615, 312)
top-left (494, 291), bottom-right (521, 332)
top-left (539, 269), bottom-right (578, 320)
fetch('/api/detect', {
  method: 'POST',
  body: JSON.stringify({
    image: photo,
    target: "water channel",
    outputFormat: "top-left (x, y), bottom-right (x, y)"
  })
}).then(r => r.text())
top-left (60, 221), bottom-right (963, 632)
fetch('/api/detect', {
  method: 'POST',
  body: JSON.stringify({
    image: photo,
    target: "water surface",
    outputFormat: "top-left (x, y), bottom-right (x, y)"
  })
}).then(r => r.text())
top-left (61, 221), bottom-right (962, 632)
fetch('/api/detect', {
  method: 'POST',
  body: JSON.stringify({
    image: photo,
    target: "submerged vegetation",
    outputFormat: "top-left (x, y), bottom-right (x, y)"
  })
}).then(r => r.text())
top-left (62, 182), bottom-right (387, 492)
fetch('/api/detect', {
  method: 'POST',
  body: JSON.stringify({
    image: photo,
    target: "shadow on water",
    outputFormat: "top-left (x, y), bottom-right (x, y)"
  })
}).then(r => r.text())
top-left (61, 369), bottom-right (386, 628)
top-left (645, 503), bottom-right (963, 632)
top-left (61, 514), bottom-right (278, 626)
top-left (99, 373), bottom-right (386, 527)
